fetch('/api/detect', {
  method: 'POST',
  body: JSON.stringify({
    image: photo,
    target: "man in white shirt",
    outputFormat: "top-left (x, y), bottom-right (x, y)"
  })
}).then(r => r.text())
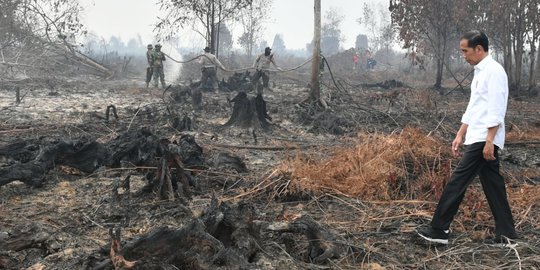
top-left (193, 46), bottom-right (226, 110)
top-left (417, 30), bottom-right (517, 245)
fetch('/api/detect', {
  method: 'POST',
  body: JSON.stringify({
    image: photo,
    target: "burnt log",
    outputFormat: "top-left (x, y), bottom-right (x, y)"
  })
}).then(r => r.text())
top-left (0, 222), bottom-right (55, 269)
top-left (0, 140), bottom-right (110, 187)
top-left (106, 128), bottom-right (159, 168)
top-left (362, 79), bottom-right (408, 89)
top-left (0, 129), bottom-right (203, 190)
top-left (0, 222), bottom-right (52, 252)
top-left (0, 139), bottom-right (39, 163)
top-left (210, 152), bottom-right (248, 173)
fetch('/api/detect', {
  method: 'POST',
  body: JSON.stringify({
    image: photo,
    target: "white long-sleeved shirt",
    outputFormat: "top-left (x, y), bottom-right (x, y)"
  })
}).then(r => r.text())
top-left (199, 53), bottom-right (225, 70)
top-left (461, 54), bottom-right (508, 149)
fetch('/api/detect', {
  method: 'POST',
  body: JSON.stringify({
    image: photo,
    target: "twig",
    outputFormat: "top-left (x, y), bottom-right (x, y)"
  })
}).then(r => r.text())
top-left (82, 212), bottom-right (105, 229)
top-left (126, 108), bottom-right (141, 132)
top-left (427, 111), bottom-right (447, 137)
top-left (507, 242), bottom-right (522, 270)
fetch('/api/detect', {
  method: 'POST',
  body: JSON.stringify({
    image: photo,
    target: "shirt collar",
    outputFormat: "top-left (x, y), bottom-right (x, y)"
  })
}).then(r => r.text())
top-left (474, 54), bottom-right (491, 71)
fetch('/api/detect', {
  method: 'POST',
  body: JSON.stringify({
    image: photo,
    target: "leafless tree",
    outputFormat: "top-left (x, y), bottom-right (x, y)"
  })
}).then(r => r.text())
top-left (0, 0), bottom-right (86, 78)
top-left (237, 0), bottom-right (272, 58)
top-left (320, 8), bottom-right (344, 55)
top-left (157, 0), bottom-right (252, 55)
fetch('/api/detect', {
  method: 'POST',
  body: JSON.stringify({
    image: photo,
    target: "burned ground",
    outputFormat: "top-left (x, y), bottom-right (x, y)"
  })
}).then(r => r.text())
top-left (0, 66), bottom-right (539, 270)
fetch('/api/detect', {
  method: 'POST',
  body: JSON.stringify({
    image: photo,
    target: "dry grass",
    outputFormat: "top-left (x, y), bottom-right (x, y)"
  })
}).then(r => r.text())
top-left (506, 126), bottom-right (540, 141)
top-left (275, 127), bottom-right (452, 201)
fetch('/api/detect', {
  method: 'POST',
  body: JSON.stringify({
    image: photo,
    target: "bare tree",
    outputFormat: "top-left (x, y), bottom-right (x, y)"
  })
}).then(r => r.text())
top-left (355, 3), bottom-right (395, 65)
top-left (1, 0), bottom-right (86, 77)
top-left (320, 7), bottom-right (344, 55)
top-left (157, 0), bottom-right (252, 54)
top-left (237, 0), bottom-right (272, 58)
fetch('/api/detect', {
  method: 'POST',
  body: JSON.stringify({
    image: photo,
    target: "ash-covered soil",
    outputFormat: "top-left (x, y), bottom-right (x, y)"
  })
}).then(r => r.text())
top-left (0, 72), bottom-right (539, 270)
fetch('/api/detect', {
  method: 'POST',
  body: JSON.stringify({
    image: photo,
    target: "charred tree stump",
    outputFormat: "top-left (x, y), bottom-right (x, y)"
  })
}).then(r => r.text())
top-left (171, 115), bottom-right (192, 131)
top-left (191, 87), bottom-right (203, 110)
top-left (98, 197), bottom-right (261, 269)
top-left (269, 215), bottom-right (351, 264)
top-left (202, 196), bottom-right (261, 263)
top-left (221, 92), bottom-right (272, 133)
top-left (106, 105), bottom-right (118, 122)
top-left (147, 136), bottom-right (203, 201)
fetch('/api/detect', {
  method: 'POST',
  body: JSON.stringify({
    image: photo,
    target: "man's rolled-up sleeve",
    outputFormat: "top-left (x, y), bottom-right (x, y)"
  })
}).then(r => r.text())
top-left (485, 70), bottom-right (508, 128)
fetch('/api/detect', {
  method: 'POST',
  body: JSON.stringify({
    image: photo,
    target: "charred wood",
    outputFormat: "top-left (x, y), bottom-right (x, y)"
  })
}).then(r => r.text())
top-left (269, 215), bottom-right (365, 264)
top-left (97, 198), bottom-right (260, 269)
top-left (211, 152), bottom-right (248, 173)
top-left (221, 92), bottom-right (272, 131)
top-left (0, 140), bottom-right (110, 187)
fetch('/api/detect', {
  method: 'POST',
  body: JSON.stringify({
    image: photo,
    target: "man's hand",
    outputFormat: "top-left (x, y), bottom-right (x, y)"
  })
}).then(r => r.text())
top-left (451, 136), bottom-right (463, 157)
top-left (483, 141), bottom-right (496, 160)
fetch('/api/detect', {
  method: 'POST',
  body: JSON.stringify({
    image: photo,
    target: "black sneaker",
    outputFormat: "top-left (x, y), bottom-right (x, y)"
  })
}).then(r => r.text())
top-left (416, 226), bottom-right (449, 245)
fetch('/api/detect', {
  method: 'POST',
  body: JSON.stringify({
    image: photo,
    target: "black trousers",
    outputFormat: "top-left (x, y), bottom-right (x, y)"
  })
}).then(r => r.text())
top-left (431, 142), bottom-right (517, 238)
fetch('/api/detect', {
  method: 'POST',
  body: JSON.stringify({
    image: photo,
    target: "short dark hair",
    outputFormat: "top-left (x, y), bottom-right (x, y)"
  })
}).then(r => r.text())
top-left (461, 30), bottom-right (489, 52)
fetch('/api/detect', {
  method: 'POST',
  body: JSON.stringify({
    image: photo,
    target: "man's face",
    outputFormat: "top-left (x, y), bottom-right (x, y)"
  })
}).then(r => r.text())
top-left (460, 39), bottom-right (483, 65)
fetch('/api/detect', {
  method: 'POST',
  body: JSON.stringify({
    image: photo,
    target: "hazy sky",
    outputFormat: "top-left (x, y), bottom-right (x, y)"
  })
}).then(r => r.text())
top-left (81, 0), bottom-right (388, 50)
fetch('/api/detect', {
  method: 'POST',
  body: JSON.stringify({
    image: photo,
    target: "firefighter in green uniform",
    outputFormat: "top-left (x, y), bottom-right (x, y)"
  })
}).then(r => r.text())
top-left (145, 44), bottom-right (153, 88)
top-left (151, 44), bottom-right (166, 88)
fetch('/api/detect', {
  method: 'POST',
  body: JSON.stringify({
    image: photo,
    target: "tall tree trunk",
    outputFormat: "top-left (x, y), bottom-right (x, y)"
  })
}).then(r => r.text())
top-left (434, 58), bottom-right (443, 89)
top-left (528, 40), bottom-right (537, 95)
top-left (536, 42), bottom-right (540, 96)
top-left (210, 2), bottom-right (216, 54)
top-left (513, 13), bottom-right (525, 95)
top-left (309, 0), bottom-right (321, 102)
top-left (433, 37), bottom-right (444, 89)
top-left (215, 22), bottom-right (221, 58)
top-left (503, 30), bottom-right (513, 91)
